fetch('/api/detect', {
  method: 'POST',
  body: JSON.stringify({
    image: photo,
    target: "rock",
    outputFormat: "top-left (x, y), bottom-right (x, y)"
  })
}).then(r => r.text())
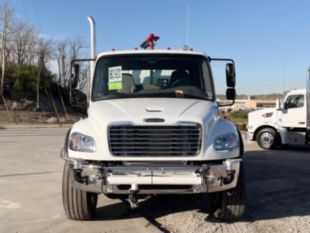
top-left (46, 117), bottom-right (58, 124)
top-left (59, 117), bottom-right (66, 123)
top-left (9, 101), bottom-right (18, 110)
top-left (21, 99), bottom-right (35, 110)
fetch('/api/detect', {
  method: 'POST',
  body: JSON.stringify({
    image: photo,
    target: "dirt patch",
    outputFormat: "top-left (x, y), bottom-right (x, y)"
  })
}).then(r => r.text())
top-left (0, 110), bottom-right (81, 124)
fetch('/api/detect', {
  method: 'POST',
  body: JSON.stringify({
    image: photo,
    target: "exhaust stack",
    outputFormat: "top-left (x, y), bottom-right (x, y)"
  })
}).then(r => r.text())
top-left (87, 16), bottom-right (96, 76)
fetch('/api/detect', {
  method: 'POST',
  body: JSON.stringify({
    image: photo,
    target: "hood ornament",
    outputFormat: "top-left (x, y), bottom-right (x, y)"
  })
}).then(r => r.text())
top-left (145, 107), bottom-right (163, 112)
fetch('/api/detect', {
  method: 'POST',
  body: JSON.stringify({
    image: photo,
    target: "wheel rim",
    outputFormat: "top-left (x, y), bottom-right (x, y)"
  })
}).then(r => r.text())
top-left (260, 132), bottom-right (274, 148)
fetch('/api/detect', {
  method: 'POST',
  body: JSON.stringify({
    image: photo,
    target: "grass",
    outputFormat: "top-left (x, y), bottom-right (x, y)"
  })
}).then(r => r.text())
top-left (227, 110), bottom-right (250, 130)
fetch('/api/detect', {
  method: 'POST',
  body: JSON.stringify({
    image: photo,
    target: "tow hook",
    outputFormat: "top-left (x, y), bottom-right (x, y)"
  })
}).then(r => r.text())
top-left (195, 166), bottom-right (209, 186)
top-left (128, 184), bottom-right (139, 209)
top-left (72, 169), bottom-right (88, 184)
top-left (223, 170), bottom-right (235, 184)
top-left (101, 168), bottom-right (110, 185)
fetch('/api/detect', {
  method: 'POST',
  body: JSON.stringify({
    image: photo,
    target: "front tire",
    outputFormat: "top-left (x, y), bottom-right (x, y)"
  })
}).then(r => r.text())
top-left (256, 128), bottom-right (277, 149)
top-left (62, 162), bottom-right (98, 220)
top-left (209, 165), bottom-right (246, 221)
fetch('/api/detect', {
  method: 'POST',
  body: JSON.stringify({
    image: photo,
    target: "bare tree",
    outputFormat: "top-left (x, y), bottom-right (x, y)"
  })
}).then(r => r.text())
top-left (67, 37), bottom-right (85, 87)
top-left (13, 21), bottom-right (37, 65)
top-left (69, 36), bottom-right (84, 60)
top-left (0, 3), bottom-right (15, 95)
top-left (36, 37), bottom-right (54, 108)
top-left (55, 37), bottom-right (85, 88)
top-left (37, 37), bottom-right (54, 71)
top-left (56, 39), bottom-right (68, 87)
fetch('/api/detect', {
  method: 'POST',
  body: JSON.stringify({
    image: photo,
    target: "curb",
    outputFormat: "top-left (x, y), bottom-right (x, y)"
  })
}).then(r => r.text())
top-left (0, 124), bottom-right (72, 129)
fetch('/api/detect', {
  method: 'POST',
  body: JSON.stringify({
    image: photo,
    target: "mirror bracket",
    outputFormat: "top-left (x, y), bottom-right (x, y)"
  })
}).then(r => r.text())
top-left (69, 58), bottom-right (96, 108)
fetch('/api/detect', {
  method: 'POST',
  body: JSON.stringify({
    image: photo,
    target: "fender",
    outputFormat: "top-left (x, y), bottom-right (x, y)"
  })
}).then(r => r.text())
top-left (237, 129), bottom-right (244, 157)
top-left (60, 128), bottom-right (71, 160)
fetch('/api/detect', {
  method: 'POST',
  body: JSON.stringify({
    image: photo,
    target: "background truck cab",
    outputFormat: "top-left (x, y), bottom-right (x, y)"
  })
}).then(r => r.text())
top-left (248, 74), bottom-right (310, 149)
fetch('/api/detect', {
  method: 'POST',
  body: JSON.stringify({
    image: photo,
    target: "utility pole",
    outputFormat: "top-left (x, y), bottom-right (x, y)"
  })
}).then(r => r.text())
top-left (282, 58), bottom-right (286, 92)
top-left (37, 47), bottom-right (44, 110)
top-left (36, 66), bottom-right (41, 109)
top-left (0, 15), bottom-right (7, 96)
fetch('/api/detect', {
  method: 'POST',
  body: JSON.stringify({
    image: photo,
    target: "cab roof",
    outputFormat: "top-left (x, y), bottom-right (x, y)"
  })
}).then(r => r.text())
top-left (96, 49), bottom-right (207, 59)
top-left (286, 89), bottom-right (307, 95)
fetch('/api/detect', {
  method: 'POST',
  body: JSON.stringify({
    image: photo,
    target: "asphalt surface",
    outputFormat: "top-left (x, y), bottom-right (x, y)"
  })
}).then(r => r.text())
top-left (0, 128), bottom-right (309, 233)
top-left (0, 128), bottom-right (159, 233)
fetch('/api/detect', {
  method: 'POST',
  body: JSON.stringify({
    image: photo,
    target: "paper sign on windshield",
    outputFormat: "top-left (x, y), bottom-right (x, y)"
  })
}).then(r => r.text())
top-left (108, 66), bottom-right (122, 90)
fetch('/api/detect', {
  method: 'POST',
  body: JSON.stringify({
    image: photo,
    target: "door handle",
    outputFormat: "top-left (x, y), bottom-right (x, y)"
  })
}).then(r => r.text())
top-left (298, 122), bottom-right (305, 125)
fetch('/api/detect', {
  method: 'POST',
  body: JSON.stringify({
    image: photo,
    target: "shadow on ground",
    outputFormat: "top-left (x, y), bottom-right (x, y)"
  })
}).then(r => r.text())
top-left (93, 146), bottom-right (310, 224)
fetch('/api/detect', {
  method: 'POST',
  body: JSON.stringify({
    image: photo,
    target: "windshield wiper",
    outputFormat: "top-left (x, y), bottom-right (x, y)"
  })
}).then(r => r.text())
top-left (95, 92), bottom-right (131, 100)
top-left (181, 93), bottom-right (209, 100)
top-left (94, 91), bottom-right (210, 101)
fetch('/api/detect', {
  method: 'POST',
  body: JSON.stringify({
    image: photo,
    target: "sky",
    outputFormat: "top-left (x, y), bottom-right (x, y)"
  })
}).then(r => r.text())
top-left (2, 0), bottom-right (310, 94)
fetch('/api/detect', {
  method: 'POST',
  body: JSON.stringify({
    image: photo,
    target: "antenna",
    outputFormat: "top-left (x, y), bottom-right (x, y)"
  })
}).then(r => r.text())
top-left (184, 3), bottom-right (190, 49)
top-left (282, 58), bottom-right (286, 92)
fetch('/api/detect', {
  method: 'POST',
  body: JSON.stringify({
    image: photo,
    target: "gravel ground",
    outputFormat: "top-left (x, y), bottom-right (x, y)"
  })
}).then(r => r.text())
top-left (137, 142), bottom-right (310, 233)
top-left (1, 128), bottom-right (309, 233)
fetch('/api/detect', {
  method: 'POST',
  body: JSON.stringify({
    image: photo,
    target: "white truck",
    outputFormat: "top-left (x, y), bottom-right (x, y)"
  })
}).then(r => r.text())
top-left (248, 77), bottom-right (310, 149)
top-left (61, 17), bottom-right (245, 221)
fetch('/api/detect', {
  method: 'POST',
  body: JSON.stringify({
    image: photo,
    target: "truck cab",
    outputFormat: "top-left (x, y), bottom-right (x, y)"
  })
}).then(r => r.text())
top-left (248, 88), bottom-right (310, 149)
top-left (61, 17), bottom-right (245, 221)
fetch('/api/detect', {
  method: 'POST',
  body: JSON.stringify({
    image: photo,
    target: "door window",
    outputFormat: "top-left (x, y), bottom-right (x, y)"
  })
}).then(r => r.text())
top-left (284, 95), bottom-right (304, 109)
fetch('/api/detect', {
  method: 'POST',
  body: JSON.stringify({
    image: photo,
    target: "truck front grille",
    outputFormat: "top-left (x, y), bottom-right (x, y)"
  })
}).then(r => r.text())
top-left (109, 124), bottom-right (202, 157)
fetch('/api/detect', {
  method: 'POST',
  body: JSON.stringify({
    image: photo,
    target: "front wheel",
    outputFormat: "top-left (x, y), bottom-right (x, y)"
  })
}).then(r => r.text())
top-left (256, 128), bottom-right (277, 149)
top-left (208, 165), bottom-right (246, 221)
top-left (62, 162), bottom-right (98, 220)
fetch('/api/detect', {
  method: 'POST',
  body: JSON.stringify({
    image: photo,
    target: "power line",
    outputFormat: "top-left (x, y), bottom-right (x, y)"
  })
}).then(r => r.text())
top-left (185, 3), bottom-right (190, 47)
top-left (31, 0), bottom-right (42, 30)
top-left (20, 0), bottom-right (29, 22)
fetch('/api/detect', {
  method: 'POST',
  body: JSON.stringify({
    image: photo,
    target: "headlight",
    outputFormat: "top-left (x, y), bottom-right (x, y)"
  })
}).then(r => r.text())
top-left (69, 132), bottom-right (96, 152)
top-left (214, 133), bottom-right (239, 151)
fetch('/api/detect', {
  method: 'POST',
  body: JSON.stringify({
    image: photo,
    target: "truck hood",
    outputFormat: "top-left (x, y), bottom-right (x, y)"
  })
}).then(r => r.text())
top-left (248, 108), bottom-right (278, 132)
top-left (69, 98), bottom-right (242, 161)
top-left (248, 108), bottom-right (277, 118)
top-left (88, 98), bottom-right (218, 126)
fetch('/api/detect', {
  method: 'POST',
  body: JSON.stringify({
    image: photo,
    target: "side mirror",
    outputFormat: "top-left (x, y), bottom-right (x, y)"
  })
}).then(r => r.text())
top-left (71, 64), bottom-right (80, 89)
top-left (226, 88), bottom-right (236, 100)
top-left (275, 98), bottom-right (281, 110)
top-left (226, 63), bottom-right (236, 87)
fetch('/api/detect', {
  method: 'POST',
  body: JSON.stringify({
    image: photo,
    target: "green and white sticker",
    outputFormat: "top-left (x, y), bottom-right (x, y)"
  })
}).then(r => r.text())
top-left (108, 82), bottom-right (122, 90)
top-left (108, 66), bottom-right (122, 90)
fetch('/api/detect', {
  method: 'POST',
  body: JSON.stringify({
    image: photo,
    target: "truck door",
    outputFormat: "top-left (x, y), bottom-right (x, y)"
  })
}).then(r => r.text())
top-left (280, 94), bottom-right (307, 128)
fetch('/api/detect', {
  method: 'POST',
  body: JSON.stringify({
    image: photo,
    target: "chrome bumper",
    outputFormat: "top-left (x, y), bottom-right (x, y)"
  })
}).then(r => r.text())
top-left (69, 159), bottom-right (241, 194)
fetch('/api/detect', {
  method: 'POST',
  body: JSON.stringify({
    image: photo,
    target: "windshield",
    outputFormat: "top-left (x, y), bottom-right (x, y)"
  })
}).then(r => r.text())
top-left (92, 54), bottom-right (214, 101)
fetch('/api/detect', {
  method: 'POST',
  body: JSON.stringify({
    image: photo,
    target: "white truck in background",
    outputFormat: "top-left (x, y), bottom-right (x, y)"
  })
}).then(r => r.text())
top-left (60, 17), bottom-right (246, 221)
top-left (248, 75), bottom-right (310, 149)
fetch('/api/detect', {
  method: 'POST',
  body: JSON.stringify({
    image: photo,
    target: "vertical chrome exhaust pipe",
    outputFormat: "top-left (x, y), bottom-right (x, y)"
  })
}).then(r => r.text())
top-left (87, 16), bottom-right (96, 76)
top-left (87, 16), bottom-right (96, 102)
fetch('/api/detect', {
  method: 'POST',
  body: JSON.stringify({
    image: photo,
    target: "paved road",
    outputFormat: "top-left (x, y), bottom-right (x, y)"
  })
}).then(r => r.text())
top-left (0, 128), bottom-right (159, 233)
top-left (0, 128), bottom-right (309, 233)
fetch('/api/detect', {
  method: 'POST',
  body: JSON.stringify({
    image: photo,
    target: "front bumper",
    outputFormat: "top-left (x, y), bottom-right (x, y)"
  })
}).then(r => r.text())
top-left (67, 158), bottom-right (242, 194)
top-left (248, 131), bottom-right (255, 141)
